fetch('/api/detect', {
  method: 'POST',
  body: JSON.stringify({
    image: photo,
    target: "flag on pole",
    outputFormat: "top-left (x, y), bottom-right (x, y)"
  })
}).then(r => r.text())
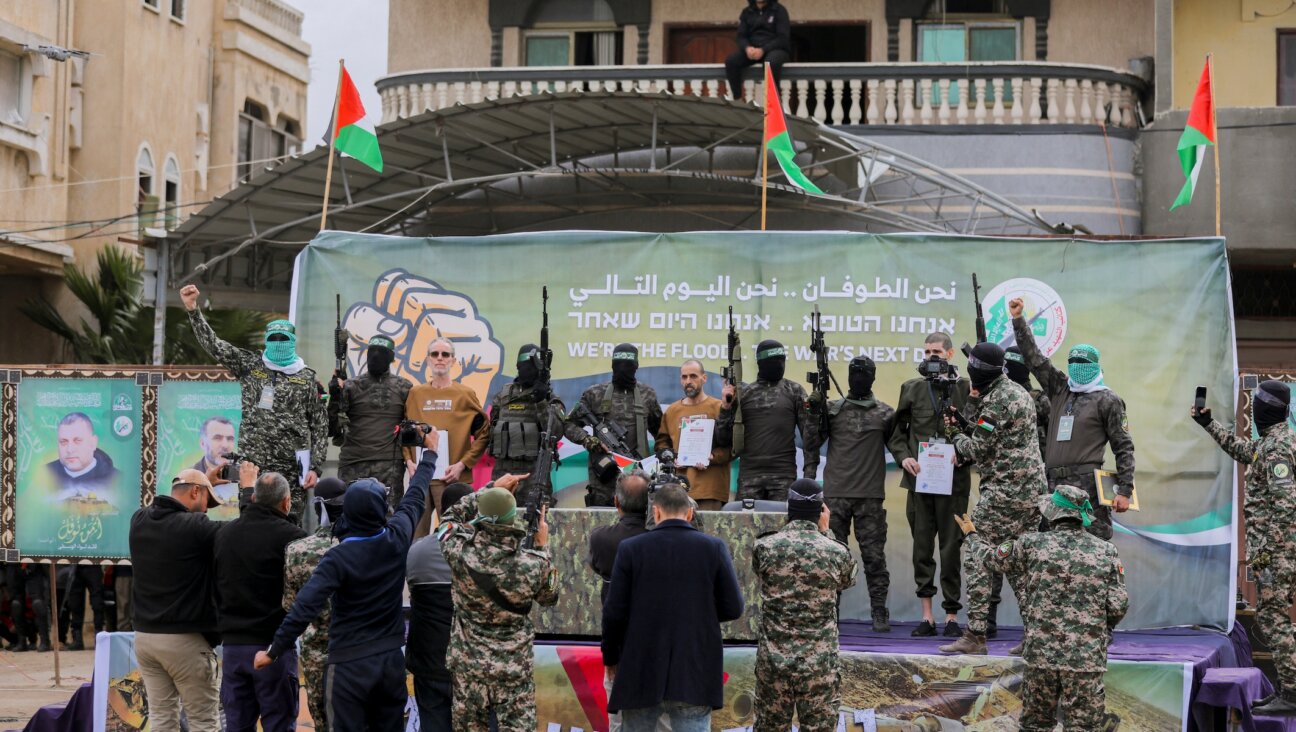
top-left (762, 64), bottom-right (822, 194)
top-left (328, 67), bottom-right (383, 173)
top-left (1170, 60), bottom-right (1215, 210)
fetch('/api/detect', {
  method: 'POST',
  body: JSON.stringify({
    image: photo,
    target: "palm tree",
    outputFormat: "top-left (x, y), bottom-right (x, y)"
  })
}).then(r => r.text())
top-left (22, 245), bottom-right (272, 365)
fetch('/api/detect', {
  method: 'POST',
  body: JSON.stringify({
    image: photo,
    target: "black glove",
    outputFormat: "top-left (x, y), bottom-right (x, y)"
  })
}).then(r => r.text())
top-left (328, 373), bottom-right (343, 402)
top-left (1192, 406), bottom-right (1212, 428)
top-left (532, 382), bottom-right (552, 403)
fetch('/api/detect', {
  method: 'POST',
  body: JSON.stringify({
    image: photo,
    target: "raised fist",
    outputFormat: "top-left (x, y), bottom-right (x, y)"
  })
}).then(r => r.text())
top-left (342, 269), bottom-right (504, 403)
top-left (1008, 297), bottom-right (1024, 319)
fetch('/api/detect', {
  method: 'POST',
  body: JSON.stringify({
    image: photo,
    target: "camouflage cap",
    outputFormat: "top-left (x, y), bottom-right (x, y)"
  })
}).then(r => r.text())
top-left (1039, 484), bottom-right (1093, 526)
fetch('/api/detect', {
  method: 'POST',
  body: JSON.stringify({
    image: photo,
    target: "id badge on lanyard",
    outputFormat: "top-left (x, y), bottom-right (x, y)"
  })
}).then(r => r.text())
top-left (1056, 395), bottom-right (1077, 442)
top-left (258, 384), bottom-right (275, 410)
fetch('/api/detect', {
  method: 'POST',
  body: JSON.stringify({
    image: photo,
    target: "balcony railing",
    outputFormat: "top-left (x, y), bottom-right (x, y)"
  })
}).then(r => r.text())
top-left (228, 0), bottom-right (304, 37)
top-left (376, 62), bottom-right (1148, 128)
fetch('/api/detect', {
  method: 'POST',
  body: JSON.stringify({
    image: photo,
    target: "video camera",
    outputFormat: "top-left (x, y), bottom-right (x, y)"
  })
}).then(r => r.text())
top-left (649, 449), bottom-right (691, 493)
top-left (918, 355), bottom-right (959, 381)
top-left (220, 452), bottom-right (244, 483)
top-left (396, 420), bottom-right (434, 447)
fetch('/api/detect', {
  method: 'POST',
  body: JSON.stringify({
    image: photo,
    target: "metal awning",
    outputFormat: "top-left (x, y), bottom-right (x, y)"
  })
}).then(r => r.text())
top-left (170, 90), bottom-right (1061, 300)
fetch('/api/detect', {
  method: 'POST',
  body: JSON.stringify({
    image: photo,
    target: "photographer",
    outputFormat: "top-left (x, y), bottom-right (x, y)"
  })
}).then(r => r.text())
top-left (887, 332), bottom-right (972, 638)
top-left (256, 430), bottom-right (439, 730)
top-left (214, 463), bottom-right (306, 732)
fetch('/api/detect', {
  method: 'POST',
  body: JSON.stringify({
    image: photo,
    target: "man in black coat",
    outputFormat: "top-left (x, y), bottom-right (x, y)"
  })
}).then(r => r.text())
top-left (602, 484), bottom-right (744, 731)
top-left (725, 0), bottom-right (792, 100)
top-left (588, 471), bottom-right (650, 606)
top-left (406, 482), bottom-right (474, 732)
top-left (214, 466), bottom-right (307, 732)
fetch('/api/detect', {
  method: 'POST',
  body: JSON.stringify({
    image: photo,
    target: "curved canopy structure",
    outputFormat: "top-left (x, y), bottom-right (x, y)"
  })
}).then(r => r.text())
top-left (170, 90), bottom-right (1062, 300)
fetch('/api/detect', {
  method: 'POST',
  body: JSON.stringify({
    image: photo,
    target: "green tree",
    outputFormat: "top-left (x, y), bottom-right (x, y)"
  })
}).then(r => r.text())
top-left (21, 245), bottom-right (273, 365)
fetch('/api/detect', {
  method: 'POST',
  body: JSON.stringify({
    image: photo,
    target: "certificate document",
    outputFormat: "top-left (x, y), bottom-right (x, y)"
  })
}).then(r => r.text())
top-left (676, 417), bottom-right (716, 467)
top-left (916, 442), bottom-right (955, 495)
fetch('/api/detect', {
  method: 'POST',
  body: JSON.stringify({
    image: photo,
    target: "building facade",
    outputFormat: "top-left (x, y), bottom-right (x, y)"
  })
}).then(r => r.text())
top-left (0, 0), bottom-right (308, 362)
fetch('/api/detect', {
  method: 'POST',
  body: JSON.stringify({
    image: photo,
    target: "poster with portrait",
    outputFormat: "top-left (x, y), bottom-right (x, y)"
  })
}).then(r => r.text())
top-left (16, 378), bottom-right (142, 558)
top-left (157, 380), bottom-right (242, 521)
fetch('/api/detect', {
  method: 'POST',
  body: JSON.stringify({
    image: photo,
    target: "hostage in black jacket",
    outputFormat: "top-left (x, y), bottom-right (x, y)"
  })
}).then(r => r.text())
top-left (725, 0), bottom-right (792, 99)
top-left (260, 436), bottom-right (437, 731)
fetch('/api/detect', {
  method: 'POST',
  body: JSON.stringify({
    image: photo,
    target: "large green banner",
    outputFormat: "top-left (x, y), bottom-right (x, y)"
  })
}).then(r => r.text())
top-left (16, 378), bottom-right (143, 558)
top-left (157, 381), bottom-right (243, 521)
top-left (292, 231), bottom-right (1236, 630)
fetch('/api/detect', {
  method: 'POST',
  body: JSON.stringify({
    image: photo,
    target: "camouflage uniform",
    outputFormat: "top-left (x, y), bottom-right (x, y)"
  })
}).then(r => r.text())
top-left (1206, 418), bottom-right (1296, 696)
top-left (281, 524), bottom-right (337, 728)
top-left (1031, 389), bottom-right (1050, 463)
top-left (489, 382), bottom-right (566, 508)
top-left (950, 376), bottom-right (1046, 636)
top-left (331, 371), bottom-right (412, 504)
top-left (716, 379), bottom-right (820, 501)
top-left (752, 521), bottom-right (857, 732)
top-left (189, 308), bottom-right (328, 515)
top-left (440, 491), bottom-right (559, 732)
top-left (563, 381), bottom-right (662, 506)
top-left (986, 509), bottom-right (1128, 729)
top-left (820, 396), bottom-right (895, 613)
top-left (1014, 317), bottom-right (1135, 541)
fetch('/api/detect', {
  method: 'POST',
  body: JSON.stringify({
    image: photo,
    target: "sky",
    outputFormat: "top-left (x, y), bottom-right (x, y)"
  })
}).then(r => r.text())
top-left (299, 0), bottom-right (391, 145)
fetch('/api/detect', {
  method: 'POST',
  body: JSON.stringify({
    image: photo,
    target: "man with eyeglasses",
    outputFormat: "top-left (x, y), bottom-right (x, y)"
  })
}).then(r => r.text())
top-left (405, 337), bottom-right (491, 536)
top-left (888, 332), bottom-right (973, 639)
top-left (1009, 298), bottom-right (1135, 542)
top-left (181, 284), bottom-right (328, 517)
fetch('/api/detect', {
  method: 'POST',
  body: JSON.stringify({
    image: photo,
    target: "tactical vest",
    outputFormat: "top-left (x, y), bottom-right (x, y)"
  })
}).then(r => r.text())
top-left (489, 384), bottom-right (544, 461)
top-left (599, 382), bottom-right (650, 459)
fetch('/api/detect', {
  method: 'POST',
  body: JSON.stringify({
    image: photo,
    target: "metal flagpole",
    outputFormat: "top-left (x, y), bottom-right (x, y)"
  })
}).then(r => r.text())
top-left (760, 63), bottom-right (769, 232)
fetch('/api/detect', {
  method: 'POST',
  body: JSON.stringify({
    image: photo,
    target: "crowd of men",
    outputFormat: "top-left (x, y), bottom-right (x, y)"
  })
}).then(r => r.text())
top-left (5, 278), bottom-right (1292, 730)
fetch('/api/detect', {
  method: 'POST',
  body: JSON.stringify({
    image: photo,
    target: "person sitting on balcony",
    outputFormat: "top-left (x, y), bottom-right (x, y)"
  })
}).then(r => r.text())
top-left (725, 0), bottom-right (792, 101)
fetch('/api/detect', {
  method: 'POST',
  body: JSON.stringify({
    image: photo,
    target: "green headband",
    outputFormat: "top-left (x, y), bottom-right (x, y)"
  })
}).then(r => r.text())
top-left (1068, 344), bottom-right (1100, 364)
top-left (612, 351), bottom-right (638, 361)
top-left (1004, 351), bottom-right (1025, 364)
top-left (368, 335), bottom-right (396, 351)
top-left (757, 347), bottom-right (787, 360)
top-left (266, 319), bottom-right (296, 336)
top-left (470, 505), bottom-right (519, 526)
top-left (1051, 492), bottom-right (1094, 527)
top-left (518, 349), bottom-right (539, 364)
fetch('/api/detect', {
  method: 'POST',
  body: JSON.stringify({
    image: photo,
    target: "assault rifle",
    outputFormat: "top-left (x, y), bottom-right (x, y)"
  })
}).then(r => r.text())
top-left (568, 402), bottom-right (638, 459)
top-left (534, 286), bottom-right (554, 401)
top-left (806, 305), bottom-right (844, 433)
top-left (721, 306), bottom-right (746, 456)
top-left (960, 273), bottom-right (987, 357)
top-left (326, 294), bottom-right (349, 438)
top-left (523, 408), bottom-right (559, 549)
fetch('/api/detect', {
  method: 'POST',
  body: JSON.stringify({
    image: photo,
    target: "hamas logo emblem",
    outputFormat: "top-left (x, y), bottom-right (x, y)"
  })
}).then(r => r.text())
top-left (113, 415), bottom-right (134, 437)
top-left (1274, 463), bottom-right (1291, 479)
top-left (983, 278), bottom-right (1068, 358)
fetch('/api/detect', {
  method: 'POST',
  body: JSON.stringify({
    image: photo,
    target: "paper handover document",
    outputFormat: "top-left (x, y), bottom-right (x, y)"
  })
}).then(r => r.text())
top-left (416, 430), bottom-right (452, 480)
top-left (915, 442), bottom-right (955, 495)
top-left (675, 417), bottom-right (716, 467)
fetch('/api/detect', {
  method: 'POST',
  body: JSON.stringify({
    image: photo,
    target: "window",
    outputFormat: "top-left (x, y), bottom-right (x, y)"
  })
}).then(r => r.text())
top-left (170, 0), bottom-right (185, 21)
top-left (522, 0), bottom-right (622, 66)
top-left (1281, 31), bottom-right (1296, 106)
top-left (137, 146), bottom-right (157, 229)
top-left (917, 23), bottom-right (1018, 62)
top-left (238, 101), bottom-right (301, 180)
top-left (163, 156), bottom-right (180, 229)
top-left (142, 0), bottom-right (159, 9)
top-left (0, 48), bottom-right (24, 125)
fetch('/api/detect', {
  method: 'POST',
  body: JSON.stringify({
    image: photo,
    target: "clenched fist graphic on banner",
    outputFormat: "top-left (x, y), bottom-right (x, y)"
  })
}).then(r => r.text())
top-left (341, 269), bottom-right (504, 401)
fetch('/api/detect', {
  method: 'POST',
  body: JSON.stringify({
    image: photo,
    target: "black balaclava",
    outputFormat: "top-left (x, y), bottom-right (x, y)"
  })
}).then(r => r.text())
top-left (756, 339), bottom-right (786, 383)
top-left (848, 355), bottom-right (876, 398)
top-left (968, 342), bottom-right (1006, 393)
top-left (612, 343), bottom-right (639, 389)
top-left (314, 476), bottom-right (347, 525)
top-left (787, 478), bottom-right (823, 522)
top-left (516, 343), bottom-right (540, 387)
top-left (1254, 380), bottom-right (1291, 432)
top-left (1004, 346), bottom-right (1030, 388)
top-left (367, 346), bottom-right (394, 378)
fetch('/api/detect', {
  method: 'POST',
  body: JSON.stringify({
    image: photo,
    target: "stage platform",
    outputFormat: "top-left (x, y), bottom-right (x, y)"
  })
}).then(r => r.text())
top-left (39, 626), bottom-right (1283, 732)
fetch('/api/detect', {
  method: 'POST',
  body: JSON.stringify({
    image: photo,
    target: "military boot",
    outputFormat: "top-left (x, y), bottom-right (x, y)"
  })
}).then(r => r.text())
top-left (1254, 693), bottom-right (1296, 716)
top-left (938, 630), bottom-right (987, 655)
top-left (871, 608), bottom-right (891, 633)
top-left (1008, 640), bottom-right (1024, 656)
top-left (67, 628), bottom-right (84, 651)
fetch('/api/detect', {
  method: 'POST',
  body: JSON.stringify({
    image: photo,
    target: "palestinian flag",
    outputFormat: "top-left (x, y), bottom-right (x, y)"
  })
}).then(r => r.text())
top-left (1170, 59), bottom-right (1215, 210)
top-left (762, 64), bottom-right (822, 194)
top-left (328, 67), bottom-right (383, 173)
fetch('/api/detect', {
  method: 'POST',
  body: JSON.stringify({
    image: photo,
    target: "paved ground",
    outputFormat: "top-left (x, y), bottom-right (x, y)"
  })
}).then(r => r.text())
top-left (0, 646), bottom-right (94, 729)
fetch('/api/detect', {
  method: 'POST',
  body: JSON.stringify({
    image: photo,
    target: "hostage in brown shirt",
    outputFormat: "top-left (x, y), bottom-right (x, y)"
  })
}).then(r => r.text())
top-left (655, 361), bottom-right (734, 509)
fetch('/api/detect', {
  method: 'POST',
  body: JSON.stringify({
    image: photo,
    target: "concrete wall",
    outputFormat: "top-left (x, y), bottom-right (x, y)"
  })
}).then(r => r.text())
top-left (863, 126), bottom-right (1140, 236)
top-left (1141, 107), bottom-right (1296, 263)
top-left (1048, 0), bottom-right (1154, 69)
top-left (1173, 0), bottom-right (1296, 109)
top-left (389, 0), bottom-right (492, 72)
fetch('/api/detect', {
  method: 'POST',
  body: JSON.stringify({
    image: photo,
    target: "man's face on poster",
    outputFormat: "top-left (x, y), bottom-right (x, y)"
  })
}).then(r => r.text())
top-left (200, 420), bottom-right (236, 466)
top-left (57, 420), bottom-right (98, 472)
